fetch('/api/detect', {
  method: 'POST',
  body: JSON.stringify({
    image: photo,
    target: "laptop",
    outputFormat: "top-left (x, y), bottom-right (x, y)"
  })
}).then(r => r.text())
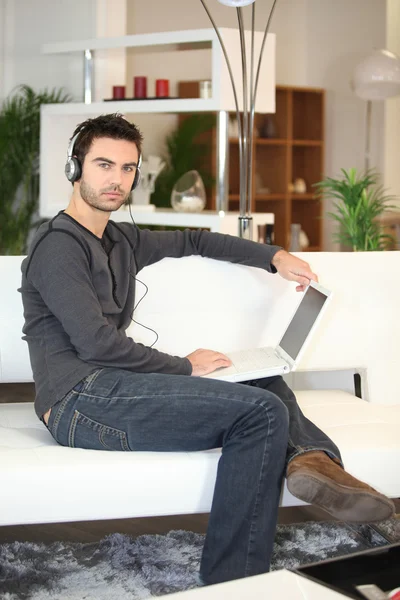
top-left (203, 280), bottom-right (332, 383)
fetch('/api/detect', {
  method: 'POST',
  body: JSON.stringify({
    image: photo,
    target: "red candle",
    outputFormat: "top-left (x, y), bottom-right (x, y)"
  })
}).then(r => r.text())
top-left (134, 76), bottom-right (147, 98)
top-left (112, 85), bottom-right (125, 99)
top-left (156, 79), bottom-right (169, 98)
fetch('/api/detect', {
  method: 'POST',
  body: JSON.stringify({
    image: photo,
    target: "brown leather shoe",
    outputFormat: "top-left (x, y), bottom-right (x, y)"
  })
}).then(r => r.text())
top-left (286, 451), bottom-right (395, 523)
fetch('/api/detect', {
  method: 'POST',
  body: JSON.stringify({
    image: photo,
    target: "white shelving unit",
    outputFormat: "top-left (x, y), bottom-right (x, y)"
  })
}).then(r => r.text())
top-left (41, 28), bottom-right (275, 113)
top-left (115, 208), bottom-right (274, 235)
top-left (39, 28), bottom-right (276, 232)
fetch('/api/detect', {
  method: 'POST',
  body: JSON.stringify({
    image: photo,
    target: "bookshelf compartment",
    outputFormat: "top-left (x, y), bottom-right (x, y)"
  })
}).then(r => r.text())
top-left (292, 90), bottom-right (324, 141)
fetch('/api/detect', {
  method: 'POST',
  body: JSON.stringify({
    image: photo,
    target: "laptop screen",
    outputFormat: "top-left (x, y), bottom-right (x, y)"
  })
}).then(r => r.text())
top-left (279, 285), bottom-right (328, 360)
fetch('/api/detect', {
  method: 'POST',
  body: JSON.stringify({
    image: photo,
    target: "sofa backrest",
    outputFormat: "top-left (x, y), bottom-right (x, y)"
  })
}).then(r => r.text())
top-left (130, 252), bottom-right (400, 405)
top-left (0, 255), bottom-right (32, 382)
top-left (1, 251), bottom-right (399, 404)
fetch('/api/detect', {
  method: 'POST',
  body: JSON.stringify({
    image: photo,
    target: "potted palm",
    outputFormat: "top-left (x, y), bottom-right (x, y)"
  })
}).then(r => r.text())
top-left (0, 85), bottom-right (70, 255)
top-left (314, 168), bottom-right (396, 251)
top-left (151, 113), bottom-right (215, 209)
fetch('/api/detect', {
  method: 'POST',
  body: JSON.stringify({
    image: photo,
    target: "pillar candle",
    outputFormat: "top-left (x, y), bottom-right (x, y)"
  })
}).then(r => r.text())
top-left (156, 79), bottom-right (169, 98)
top-left (134, 77), bottom-right (147, 98)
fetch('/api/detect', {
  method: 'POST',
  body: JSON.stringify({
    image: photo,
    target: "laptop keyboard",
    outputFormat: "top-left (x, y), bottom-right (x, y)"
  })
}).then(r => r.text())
top-left (228, 347), bottom-right (279, 370)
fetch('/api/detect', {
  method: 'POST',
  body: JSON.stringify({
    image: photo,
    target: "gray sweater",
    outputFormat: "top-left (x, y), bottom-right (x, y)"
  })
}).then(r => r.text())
top-left (20, 212), bottom-right (281, 419)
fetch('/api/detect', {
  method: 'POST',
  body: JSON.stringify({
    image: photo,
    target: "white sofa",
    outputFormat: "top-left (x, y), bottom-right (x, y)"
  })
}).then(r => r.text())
top-left (1, 251), bottom-right (399, 527)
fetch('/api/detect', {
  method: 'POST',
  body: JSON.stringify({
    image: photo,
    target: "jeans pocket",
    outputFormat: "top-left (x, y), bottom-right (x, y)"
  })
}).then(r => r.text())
top-left (68, 410), bottom-right (131, 451)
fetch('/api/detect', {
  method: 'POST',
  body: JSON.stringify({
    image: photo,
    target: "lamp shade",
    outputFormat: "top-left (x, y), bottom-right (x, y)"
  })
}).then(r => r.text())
top-left (217, 0), bottom-right (256, 6)
top-left (352, 49), bottom-right (400, 101)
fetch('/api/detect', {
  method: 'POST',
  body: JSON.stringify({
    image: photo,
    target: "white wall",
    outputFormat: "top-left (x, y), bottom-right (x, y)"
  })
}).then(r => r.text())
top-left (1, 0), bottom-right (388, 249)
top-left (384, 0), bottom-right (400, 206)
top-left (126, 0), bottom-right (386, 250)
top-left (0, 0), bottom-right (99, 102)
top-left (303, 0), bottom-right (386, 248)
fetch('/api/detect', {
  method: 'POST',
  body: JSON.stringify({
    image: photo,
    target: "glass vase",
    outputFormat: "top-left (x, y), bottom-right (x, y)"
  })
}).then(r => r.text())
top-left (171, 170), bottom-right (206, 212)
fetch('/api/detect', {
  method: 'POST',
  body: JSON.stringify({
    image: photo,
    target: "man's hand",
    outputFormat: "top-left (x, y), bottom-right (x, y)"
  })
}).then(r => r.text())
top-left (186, 348), bottom-right (232, 376)
top-left (271, 249), bottom-right (318, 292)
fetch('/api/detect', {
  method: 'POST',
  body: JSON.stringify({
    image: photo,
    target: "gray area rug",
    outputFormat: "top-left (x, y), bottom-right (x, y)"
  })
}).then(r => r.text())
top-left (1, 518), bottom-right (399, 600)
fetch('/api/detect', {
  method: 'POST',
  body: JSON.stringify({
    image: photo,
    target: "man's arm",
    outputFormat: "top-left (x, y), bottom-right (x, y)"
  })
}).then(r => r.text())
top-left (117, 223), bottom-right (282, 273)
top-left (26, 232), bottom-right (192, 375)
top-left (116, 223), bottom-right (318, 291)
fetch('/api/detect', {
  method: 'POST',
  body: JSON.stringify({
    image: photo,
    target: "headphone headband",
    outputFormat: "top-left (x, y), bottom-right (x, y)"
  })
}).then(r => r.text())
top-left (66, 132), bottom-right (81, 161)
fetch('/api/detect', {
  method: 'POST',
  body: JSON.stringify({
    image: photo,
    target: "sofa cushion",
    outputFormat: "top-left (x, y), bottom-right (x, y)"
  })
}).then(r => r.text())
top-left (1, 391), bottom-right (399, 527)
top-left (295, 390), bottom-right (400, 498)
top-left (0, 402), bottom-right (220, 526)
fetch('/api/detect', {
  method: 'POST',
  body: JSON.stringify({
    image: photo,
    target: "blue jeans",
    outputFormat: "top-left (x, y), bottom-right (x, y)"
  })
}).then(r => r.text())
top-left (242, 376), bottom-right (342, 466)
top-left (45, 368), bottom-right (340, 585)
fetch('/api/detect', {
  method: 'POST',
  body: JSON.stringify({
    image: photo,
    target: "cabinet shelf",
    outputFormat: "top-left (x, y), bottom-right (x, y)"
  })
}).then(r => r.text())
top-left (227, 86), bottom-right (325, 249)
top-left (256, 194), bottom-right (286, 201)
top-left (292, 140), bottom-right (323, 146)
top-left (257, 138), bottom-right (288, 146)
top-left (290, 194), bottom-right (318, 201)
top-left (230, 194), bottom-right (285, 201)
top-left (229, 138), bottom-right (288, 146)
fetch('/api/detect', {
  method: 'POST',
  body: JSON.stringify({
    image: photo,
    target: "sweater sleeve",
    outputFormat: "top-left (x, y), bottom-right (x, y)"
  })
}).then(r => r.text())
top-left (26, 232), bottom-right (192, 375)
top-left (116, 223), bottom-right (282, 273)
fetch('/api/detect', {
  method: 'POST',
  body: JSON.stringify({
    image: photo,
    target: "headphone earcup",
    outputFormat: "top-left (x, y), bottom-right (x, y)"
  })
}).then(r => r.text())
top-left (131, 168), bottom-right (141, 191)
top-left (65, 157), bottom-right (82, 183)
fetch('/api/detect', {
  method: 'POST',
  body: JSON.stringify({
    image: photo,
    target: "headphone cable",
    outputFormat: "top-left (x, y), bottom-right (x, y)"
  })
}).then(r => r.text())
top-left (127, 197), bottom-right (159, 348)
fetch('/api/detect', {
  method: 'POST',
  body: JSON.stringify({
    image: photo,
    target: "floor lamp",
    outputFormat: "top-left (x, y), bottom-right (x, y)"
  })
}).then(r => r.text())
top-left (199, 0), bottom-right (278, 239)
top-left (352, 49), bottom-right (400, 172)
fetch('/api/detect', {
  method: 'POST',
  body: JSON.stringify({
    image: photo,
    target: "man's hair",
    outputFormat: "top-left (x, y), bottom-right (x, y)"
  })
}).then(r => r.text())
top-left (70, 113), bottom-right (143, 165)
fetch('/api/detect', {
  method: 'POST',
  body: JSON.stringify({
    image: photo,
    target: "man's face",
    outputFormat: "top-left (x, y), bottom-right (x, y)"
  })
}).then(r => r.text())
top-left (78, 137), bottom-right (139, 212)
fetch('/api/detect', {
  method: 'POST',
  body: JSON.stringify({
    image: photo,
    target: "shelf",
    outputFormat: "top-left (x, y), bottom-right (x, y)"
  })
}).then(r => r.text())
top-left (292, 140), bottom-right (323, 146)
top-left (41, 29), bottom-right (218, 54)
top-left (46, 208), bottom-right (275, 233)
top-left (41, 98), bottom-right (220, 116)
top-left (290, 194), bottom-right (318, 200)
top-left (256, 138), bottom-right (288, 146)
top-left (229, 138), bottom-right (288, 146)
top-left (230, 194), bottom-right (286, 201)
top-left (228, 138), bottom-right (323, 146)
top-left (256, 194), bottom-right (286, 201)
top-left (41, 28), bottom-right (276, 114)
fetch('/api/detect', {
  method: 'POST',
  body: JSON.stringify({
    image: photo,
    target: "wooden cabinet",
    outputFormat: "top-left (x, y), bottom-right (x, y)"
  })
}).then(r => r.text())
top-left (226, 86), bottom-right (325, 250)
top-left (196, 86), bottom-right (325, 250)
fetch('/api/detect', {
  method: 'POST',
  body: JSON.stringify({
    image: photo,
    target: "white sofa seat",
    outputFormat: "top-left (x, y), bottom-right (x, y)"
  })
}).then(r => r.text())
top-left (0, 402), bottom-right (221, 526)
top-left (295, 390), bottom-right (400, 498)
top-left (2, 390), bottom-right (399, 527)
top-left (1, 252), bottom-right (399, 527)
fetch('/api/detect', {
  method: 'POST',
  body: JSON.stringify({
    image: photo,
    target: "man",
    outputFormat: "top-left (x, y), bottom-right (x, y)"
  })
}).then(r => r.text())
top-left (20, 114), bottom-right (394, 587)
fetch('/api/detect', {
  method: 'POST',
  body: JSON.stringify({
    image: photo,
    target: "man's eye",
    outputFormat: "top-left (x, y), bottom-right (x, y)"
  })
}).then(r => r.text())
top-left (123, 166), bottom-right (133, 172)
top-left (99, 163), bottom-right (110, 169)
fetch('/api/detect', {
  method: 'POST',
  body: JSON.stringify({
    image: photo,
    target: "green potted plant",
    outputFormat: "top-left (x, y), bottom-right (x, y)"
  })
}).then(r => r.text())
top-left (151, 113), bottom-right (215, 209)
top-left (0, 84), bottom-right (70, 255)
top-left (314, 168), bottom-right (396, 251)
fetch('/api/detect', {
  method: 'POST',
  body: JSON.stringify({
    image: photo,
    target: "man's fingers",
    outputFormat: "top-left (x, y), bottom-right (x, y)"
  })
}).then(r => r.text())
top-left (297, 264), bottom-right (318, 283)
top-left (305, 270), bottom-right (318, 283)
top-left (213, 355), bottom-right (232, 366)
top-left (186, 348), bottom-right (232, 376)
top-left (292, 274), bottom-right (312, 287)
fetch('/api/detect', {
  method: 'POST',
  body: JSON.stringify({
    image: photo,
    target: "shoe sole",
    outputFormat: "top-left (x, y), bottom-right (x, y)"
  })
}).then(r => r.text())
top-left (287, 468), bottom-right (395, 523)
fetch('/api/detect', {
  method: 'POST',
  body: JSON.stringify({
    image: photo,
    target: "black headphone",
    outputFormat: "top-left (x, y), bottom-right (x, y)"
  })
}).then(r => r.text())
top-left (64, 127), bottom-right (142, 191)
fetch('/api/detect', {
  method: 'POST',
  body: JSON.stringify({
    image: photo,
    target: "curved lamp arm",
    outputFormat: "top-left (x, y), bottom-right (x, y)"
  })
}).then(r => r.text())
top-left (200, 0), bottom-right (278, 239)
